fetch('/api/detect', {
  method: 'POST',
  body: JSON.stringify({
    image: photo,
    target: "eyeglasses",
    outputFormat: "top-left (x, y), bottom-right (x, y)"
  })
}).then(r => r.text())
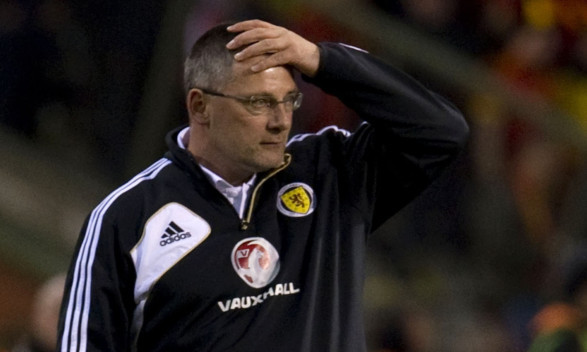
top-left (199, 88), bottom-right (303, 115)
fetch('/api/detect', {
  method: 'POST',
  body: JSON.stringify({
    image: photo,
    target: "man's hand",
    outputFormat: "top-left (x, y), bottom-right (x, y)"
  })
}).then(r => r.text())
top-left (226, 20), bottom-right (320, 77)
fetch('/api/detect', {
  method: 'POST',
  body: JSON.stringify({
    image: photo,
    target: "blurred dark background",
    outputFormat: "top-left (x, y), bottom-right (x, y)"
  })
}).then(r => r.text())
top-left (1, 0), bottom-right (586, 351)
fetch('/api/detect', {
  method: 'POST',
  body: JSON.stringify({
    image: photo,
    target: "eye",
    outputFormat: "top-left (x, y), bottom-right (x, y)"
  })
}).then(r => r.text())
top-left (249, 97), bottom-right (273, 109)
top-left (287, 93), bottom-right (303, 110)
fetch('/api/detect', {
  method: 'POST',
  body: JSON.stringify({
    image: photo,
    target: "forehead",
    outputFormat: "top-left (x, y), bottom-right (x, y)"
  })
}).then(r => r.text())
top-left (227, 56), bottom-right (296, 92)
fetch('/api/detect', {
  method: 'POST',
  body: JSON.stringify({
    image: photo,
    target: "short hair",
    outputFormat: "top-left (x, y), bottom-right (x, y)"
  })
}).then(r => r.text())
top-left (183, 22), bottom-right (238, 93)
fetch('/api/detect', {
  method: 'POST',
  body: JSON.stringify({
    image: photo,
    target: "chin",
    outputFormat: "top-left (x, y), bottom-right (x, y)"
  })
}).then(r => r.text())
top-left (254, 155), bottom-right (286, 172)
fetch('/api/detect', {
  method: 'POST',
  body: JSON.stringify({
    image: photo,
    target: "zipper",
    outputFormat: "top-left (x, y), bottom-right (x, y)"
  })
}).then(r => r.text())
top-left (240, 153), bottom-right (292, 231)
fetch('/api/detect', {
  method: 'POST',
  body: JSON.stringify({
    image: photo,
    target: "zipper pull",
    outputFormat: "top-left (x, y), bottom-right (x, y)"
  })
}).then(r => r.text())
top-left (239, 153), bottom-right (291, 232)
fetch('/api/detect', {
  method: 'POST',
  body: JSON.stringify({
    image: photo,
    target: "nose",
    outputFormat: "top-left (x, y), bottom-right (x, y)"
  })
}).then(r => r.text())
top-left (267, 104), bottom-right (292, 132)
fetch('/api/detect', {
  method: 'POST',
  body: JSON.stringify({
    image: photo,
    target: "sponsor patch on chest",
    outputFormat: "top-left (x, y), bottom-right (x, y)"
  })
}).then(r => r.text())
top-left (231, 237), bottom-right (280, 288)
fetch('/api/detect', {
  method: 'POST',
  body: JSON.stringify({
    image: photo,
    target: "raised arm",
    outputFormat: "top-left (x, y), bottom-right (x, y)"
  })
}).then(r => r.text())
top-left (308, 42), bottom-right (469, 181)
top-left (304, 43), bottom-right (469, 228)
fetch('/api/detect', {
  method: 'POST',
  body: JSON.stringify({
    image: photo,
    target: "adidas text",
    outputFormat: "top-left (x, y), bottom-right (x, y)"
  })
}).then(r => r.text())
top-left (160, 232), bottom-right (192, 246)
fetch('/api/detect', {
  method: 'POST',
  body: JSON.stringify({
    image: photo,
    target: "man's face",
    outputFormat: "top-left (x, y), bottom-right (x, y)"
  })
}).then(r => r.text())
top-left (201, 59), bottom-right (297, 182)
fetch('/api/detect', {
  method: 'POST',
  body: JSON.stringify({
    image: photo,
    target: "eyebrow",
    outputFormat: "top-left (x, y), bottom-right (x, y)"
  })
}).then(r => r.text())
top-left (248, 89), bottom-right (300, 98)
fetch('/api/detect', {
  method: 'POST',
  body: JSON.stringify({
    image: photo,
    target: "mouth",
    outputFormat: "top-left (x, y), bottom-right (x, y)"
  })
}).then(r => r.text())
top-left (260, 141), bottom-right (285, 147)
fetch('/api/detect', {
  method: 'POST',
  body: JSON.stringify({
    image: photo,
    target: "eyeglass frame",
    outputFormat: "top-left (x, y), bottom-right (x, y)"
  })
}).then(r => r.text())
top-left (197, 88), bottom-right (303, 115)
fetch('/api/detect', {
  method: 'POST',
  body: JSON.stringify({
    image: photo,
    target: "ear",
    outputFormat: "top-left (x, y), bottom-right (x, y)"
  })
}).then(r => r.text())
top-left (186, 88), bottom-right (209, 124)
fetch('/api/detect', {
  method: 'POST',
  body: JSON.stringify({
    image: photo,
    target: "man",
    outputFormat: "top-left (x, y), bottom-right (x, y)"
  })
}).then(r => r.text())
top-left (57, 19), bottom-right (468, 351)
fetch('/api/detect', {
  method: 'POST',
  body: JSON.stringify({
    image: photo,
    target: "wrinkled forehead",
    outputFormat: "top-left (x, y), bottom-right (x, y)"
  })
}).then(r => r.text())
top-left (229, 55), bottom-right (295, 83)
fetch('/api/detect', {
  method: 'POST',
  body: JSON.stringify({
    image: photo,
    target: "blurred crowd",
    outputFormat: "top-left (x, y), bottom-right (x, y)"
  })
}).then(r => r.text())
top-left (1, 0), bottom-right (586, 351)
top-left (0, 0), bottom-right (164, 179)
top-left (8, 274), bottom-right (65, 352)
top-left (370, 0), bottom-right (587, 351)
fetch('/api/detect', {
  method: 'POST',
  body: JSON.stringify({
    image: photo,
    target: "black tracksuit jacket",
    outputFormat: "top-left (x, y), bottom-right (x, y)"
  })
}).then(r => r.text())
top-left (57, 42), bottom-right (469, 352)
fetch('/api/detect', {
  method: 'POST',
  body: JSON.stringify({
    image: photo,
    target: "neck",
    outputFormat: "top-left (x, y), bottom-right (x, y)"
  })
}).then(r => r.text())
top-left (185, 126), bottom-right (256, 186)
top-left (195, 155), bottom-right (254, 186)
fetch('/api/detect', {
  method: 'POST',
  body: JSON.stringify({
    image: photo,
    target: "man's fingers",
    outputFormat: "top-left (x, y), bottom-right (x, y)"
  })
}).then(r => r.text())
top-left (226, 27), bottom-right (284, 51)
top-left (224, 19), bottom-right (320, 77)
top-left (249, 51), bottom-right (289, 73)
top-left (226, 19), bottom-right (272, 33)
top-left (226, 19), bottom-right (282, 50)
top-left (233, 38), bottom-right (284, 62)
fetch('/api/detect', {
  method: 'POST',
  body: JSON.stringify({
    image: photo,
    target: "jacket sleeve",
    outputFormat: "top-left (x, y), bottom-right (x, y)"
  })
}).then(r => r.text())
top-left (304, 42), bottom-right (469, 229)
top-left (57, 209), bottom-right (137, 351)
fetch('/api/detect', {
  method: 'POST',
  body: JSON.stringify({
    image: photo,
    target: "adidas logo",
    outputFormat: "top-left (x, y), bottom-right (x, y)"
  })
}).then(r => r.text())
top-left (159, 221), bottom-right (192, 247)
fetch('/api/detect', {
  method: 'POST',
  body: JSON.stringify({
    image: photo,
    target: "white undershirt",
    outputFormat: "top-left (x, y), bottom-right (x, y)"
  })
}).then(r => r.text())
top-left (177, 127), bottom-right (255, 218)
